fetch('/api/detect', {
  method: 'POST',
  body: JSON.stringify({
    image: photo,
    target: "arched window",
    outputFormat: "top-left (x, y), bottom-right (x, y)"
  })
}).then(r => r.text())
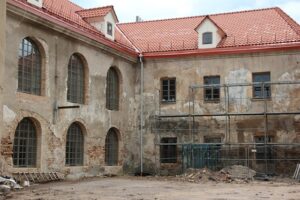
top-left (67, 54), bottom-right (85, 104)
top-left (18, 37), bottom-right (42, 95)
top-left (105, 128), bottom-right (119, 166)
top-left (13, 118), bottom-right (37, 168)
top-left (65, 123), bottom-right (84, 166)
top-left (106, 67), bottom-right (119, 110)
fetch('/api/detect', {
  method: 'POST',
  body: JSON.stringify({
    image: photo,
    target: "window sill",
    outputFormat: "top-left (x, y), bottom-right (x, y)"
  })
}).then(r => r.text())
top-left (251, 97), bottom-right (272, 102)
top-left (160, 101), bottom-right (176, 105)
top-left (204, 100), bottom-right (220, 104)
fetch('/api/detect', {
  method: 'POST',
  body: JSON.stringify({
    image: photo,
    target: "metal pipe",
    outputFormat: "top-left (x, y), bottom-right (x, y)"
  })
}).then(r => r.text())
top-left (139, 53), bottom-right (144, 175)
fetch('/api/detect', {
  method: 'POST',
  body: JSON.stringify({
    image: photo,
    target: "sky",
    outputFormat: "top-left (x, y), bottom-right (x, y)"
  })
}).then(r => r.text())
top-left (71, 0), bottom-right (300, 23)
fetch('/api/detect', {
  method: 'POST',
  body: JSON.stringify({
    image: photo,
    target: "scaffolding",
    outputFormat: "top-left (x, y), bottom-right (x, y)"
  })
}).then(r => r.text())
top-left (152, 81), bottom-right (300, 175)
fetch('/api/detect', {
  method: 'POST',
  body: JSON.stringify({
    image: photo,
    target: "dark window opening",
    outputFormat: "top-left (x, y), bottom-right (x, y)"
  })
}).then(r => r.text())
top-left (253, 72), bottom-right (271, 99)
top-left (204, 137), bottom-right (222, 143)
top-left (255, 136), bottom-right (275, 164)
top-left (65, 123), bottom-right (84, 166)
top-left (203, 32), bottom-right (213, 44)
top-left (161, 78), bottom-right (176, 103)
top-left (107, 22), bottom-right (113, 36)
top-left (13, 118), bottom-right (37, 168)
top-left (160, 138), bottom-right (177, 163)
top-left (106, 67), bottom-right (119, 110)
top-left (105, 128), bottom-right (119, 166)
top-left (67, 54), bottom-right (85, 104)
top-left (18, 38), bottom-right (42, 95)
top-left (204, 76), bottom-right (220, 101)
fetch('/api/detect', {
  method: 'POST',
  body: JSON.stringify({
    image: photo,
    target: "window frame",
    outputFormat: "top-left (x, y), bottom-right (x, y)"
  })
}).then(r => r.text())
top-left (13, 118), bottom-right (37, 168)
top-left (105, 128), bottom-right (119, 166)
top-left (252, 72), bottom-right (271, 99)
top-left (18, 37), bottom-right (42, 96)
top-left (106, 67), bottom-right (120, 111)
top-left (107, 22), bottom-right (113, 36)
top-left (65, 123), bottom-right (84, 167)
top-left (67, 54), bottom-right (85, 104)
top-left (204, 76), bottom-right (221, 102)
top-left (202, 32), bottom-right (213, 45)
top-left (161, 78), bottom-right (176, 103)
top-left (160, 137), bottom-right (177, 164)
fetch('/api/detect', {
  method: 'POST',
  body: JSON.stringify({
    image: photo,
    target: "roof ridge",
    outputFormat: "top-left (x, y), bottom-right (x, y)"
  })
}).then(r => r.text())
top-left (274, 7), bottom-right (300, 36)
top-left (118, 7), bottom-right (278, 25)
top-left (76, 5), bottom-right (113, 13)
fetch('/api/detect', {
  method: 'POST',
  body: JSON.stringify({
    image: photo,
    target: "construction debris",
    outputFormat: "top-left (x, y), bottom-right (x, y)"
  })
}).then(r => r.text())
top-left (13, 172), bottom-right (64, 184)
top-left (293, 164), bottom-right (300, 181)
top-left (176, 165), bottom-right (256, 183)
top-left (0, 176), bottom-right (22, 197)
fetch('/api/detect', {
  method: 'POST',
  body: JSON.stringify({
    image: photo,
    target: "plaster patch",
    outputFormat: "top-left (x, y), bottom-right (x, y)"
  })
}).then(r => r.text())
top-left (3, 105), bottom-right (16, 123)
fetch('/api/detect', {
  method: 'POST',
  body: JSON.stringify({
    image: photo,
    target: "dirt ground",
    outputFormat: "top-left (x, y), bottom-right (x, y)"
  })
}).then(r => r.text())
top-left (8, 176), bottom-right (300, 200)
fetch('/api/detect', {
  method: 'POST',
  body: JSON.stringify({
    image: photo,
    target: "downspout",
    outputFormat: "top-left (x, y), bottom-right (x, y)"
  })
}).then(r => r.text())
top-left (139, 53), bottom-right (144, 175)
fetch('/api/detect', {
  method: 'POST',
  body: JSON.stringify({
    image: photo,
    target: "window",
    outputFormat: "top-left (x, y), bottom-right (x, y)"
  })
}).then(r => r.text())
top-left (161, 78), bottom-right (176, 103)
top-left (18, 37), bottom-right (42, 95)
top-left (106, 67), bottom-right (120, 110)
top-left (160, 138), bottom-right (177, 163)
top-left (13, 118), bottom-right (37, 168)
top-left (255, 136), bottom-right (274, 164)
top-left (204, 137), bottom-right (222, 143)
top-left (204, 76), bottom-right (220, 101)
top-left (253, 72), bottom-right (271, 99)
top-left (105, 128), bottom-right (119, 166)
top-left (107, 22), bottom-right (113, 36)
top-left (203, 32), bottom-right (213, 44)
top-left (65, 123), bottom-right (84, 166)
top-left (67, 54), bottom-right (85, 104)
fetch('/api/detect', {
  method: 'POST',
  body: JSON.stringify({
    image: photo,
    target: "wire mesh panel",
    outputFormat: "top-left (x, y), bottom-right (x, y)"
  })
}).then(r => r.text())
top-left (105, 129), bottom-right (119, 166)
top-left (18, 38), bottom-right (41, 95)
top-left (106, 68), bottom-right (119, 110)
top-left (67, 54), bottom-right (84, 104)
top-left (13, 118), bottom-right (37, 168)
top-left (65, 123), bottom-right (84, 166)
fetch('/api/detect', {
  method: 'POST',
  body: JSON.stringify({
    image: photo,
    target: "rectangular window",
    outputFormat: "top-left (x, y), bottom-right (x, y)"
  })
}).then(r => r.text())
top-left (203, 32), bottom-right (213, 44)
top-left (160, 138), bottom-right (177, 163)
top-left (255, 136), bottom-right (274, 164)
top-left (204, 76), bottom-right (220, 102)
top-left (253, 72), bottom-right (271, 99)
top-left (204, 137), bottom-right (222, 143)
top-left (161, 78), bottom-right (176, 103)
top-left (107, 22), bottom-right (113, 36)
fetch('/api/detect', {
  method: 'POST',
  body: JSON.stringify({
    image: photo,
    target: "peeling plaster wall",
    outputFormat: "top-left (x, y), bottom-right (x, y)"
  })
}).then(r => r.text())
top-left (0, 0), bottom-right (6, 173)
top-left (139, 51), bottom-right (300, 173)
top-left (1, 12), bottom-right (138, 177)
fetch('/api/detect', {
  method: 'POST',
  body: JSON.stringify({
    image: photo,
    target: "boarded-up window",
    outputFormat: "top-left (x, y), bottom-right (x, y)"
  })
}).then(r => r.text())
top-left (160, 137), bottom-right (177, 163)
top-left (18, 38), bottom-right (42, 95)
top-left (204, 76), bottom-right (220, 101)
top-left (67, 54), bottom-right (85, 104)
top-left (13, 118), bottom-right (37, 168)
top-left (161, 78), bottom-right (176, 103)
top-left (253, 72), bottom-right (271, 99)
top-left (255, 136), bottom-right (274, 164)
top-left (105, 128), bottom-right (119, 166)
top-left (106, 68), bottom-right (119, 110)
top-left (65, 123), bottom-right (84, 166)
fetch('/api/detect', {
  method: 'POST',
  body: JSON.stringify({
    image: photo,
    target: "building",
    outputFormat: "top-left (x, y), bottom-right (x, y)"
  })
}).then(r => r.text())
top-left (0, 0), bottom-right (300, 178)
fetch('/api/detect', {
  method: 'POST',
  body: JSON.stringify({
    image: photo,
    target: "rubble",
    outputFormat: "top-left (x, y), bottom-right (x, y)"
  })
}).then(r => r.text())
top-left (176, 165), bottom-right (256, 183)
top-left (0, 176), bottom-right (22, 197)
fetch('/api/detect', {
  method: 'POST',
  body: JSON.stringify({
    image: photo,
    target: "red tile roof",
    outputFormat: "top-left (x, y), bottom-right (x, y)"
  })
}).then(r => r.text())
top-left (117, 7), bottom-right (300, 53)
top-left (76, 6), bottom-right (116, 20)
top-left (8, 0), bottom-right (136, 56)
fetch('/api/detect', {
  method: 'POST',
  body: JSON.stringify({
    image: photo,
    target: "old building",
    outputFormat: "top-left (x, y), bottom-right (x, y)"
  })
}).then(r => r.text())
top-left (0, 0), bottom-right (300, 178)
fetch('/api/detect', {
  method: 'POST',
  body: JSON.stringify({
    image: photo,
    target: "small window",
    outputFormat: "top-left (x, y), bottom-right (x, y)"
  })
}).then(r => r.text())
top-left (203, 32), bottom-right (213, 44)
top-left (255, 136), bottom-right (274, 164)
top-left (204, 137), bottom-right (222, 143)
top-left (204, 76), bottom-right (220, 102)
top-left (253, 72), bottom-right (271, 99)
top-left (160, 138), bottom-right (177, 163)
top-left (161, 78), bottom-right (176, 103)
top-left (107, 22), bottom-right (113, 36)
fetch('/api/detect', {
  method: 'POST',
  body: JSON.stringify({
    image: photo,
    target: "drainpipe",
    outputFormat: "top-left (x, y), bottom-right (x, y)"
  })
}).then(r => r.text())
top-left (139, 53), bottom-right (144, 175)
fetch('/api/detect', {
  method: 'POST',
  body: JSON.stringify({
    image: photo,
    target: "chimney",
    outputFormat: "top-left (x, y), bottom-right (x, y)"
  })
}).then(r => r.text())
top-left (136, 16), bottom-right (143, 22)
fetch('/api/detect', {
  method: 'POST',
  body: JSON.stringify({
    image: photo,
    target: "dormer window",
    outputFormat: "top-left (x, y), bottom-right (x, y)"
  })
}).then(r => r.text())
top-left (107, 22), bottom-right (113, 36)
top-left (203, 32), bottom-right (213, 44)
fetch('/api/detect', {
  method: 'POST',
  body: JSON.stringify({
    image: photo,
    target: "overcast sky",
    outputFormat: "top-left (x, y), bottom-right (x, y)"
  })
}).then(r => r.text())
top-left (71, 0), bottom-right (300, 23)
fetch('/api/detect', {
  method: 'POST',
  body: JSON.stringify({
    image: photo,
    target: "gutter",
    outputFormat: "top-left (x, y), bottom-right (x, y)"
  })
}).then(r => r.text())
top-left (139, 53), bottom-right (144, 175)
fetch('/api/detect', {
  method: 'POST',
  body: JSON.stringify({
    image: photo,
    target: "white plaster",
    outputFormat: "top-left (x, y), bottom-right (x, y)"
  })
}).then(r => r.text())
top-left (196, 18), bottom-right (223, 49)
top-left (3, 105), bottom-right (16, 123)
